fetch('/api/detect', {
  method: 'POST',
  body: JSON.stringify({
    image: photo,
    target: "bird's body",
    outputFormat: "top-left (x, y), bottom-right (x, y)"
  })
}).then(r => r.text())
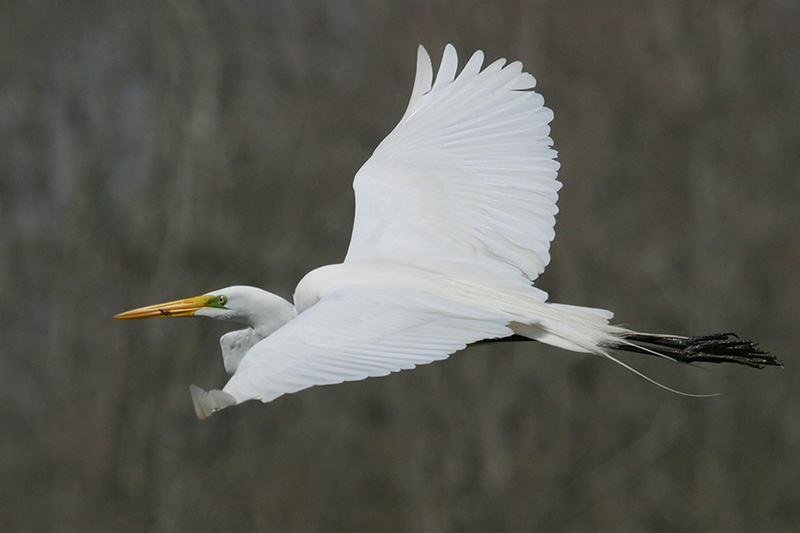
top-left (116, 44), bottom-right (778, 418)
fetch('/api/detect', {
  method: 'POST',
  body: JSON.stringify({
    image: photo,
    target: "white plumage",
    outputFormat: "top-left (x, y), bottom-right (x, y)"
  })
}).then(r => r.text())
top-left (217, 44), bottom-right (614, 413)
top-left (116, 44), bottom-right (777, 418)
top-left (347, 46), bottom-right (560, 283)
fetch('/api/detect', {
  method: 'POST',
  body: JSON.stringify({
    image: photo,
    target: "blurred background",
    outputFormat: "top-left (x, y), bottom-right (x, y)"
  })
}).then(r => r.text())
top-left (1, 0), bottom-right (798, 531)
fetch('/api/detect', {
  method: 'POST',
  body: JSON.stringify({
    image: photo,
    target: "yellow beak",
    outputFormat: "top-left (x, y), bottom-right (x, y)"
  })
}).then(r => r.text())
top-left (114, 295), bottom-right (216, 319)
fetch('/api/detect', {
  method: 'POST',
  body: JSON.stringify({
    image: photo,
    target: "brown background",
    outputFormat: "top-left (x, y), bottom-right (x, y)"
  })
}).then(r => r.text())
top-left (2, 1), bottom-right (798, 531)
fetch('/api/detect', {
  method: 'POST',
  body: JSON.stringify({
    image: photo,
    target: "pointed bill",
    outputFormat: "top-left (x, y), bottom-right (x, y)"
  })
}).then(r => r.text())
top-left (114, 295), bottom-right (217, 319)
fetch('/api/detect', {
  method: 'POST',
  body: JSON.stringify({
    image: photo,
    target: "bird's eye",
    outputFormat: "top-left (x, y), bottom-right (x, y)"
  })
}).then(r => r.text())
top-left (218, 295), bottom-right (227, 306)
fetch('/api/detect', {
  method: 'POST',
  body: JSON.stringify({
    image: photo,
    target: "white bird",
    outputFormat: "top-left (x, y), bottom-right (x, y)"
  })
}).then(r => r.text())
top-left (116, 44), bottom-right (778, 419)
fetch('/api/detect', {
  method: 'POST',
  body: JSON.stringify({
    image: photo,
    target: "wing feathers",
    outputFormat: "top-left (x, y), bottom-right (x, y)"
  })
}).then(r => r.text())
top-left (221, 290), bottom-right (514, 404)
top-left (432, 44), bottom-right (459, 91)
top-left (346, 45), bottom-right (560, 283)
top-left (402, 45), bottom-right (434, 123)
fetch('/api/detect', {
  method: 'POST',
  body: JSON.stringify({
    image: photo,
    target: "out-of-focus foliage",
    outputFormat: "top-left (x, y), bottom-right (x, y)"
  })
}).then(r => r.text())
top-left (1, 1), bottom-right (797, 531)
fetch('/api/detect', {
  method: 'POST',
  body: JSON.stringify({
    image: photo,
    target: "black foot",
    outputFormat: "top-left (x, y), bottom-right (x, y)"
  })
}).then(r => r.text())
top-left (617, 332), bottom-right (781, 369)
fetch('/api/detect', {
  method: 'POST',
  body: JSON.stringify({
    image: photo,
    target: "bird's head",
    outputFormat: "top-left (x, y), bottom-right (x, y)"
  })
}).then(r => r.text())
top-left (115, 285), bottom-right (296, 333)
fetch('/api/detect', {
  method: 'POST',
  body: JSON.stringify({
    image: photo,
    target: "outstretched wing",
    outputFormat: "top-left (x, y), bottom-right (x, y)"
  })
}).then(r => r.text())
top-left (218, 288), bottom-right (515, 404)
top-left (345, 44), bottom-right (561, 282)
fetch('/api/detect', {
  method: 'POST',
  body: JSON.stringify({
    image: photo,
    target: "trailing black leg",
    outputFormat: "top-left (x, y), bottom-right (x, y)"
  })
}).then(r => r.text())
top-left (611, 332), bottom-right (781, 369)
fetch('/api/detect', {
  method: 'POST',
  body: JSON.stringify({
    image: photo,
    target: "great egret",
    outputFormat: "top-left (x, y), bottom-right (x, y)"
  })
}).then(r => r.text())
top-left (116, 44), bottom-right (779, 419)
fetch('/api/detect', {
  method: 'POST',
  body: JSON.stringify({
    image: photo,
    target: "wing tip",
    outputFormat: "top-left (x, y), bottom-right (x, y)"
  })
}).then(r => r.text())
top-left (432, 43), bottom-right (459, 90)
top-left (401, 44), bottom-right (435, 124)
top-left (189, 384), bottom-right (236, 419)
